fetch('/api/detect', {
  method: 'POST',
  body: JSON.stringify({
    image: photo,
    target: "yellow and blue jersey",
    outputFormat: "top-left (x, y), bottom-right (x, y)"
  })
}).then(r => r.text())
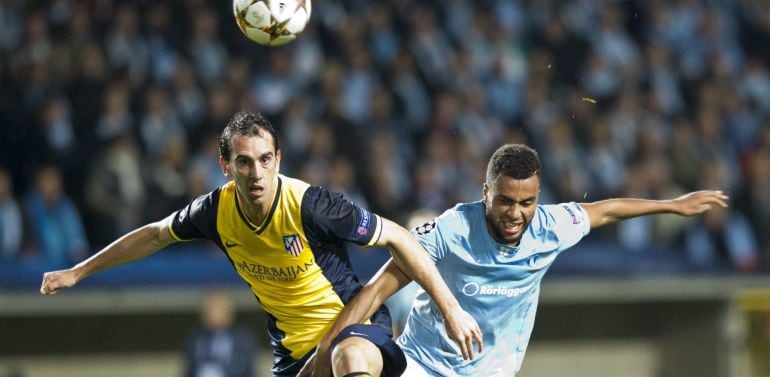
top-left (168, 175), bottom-right (391, 375)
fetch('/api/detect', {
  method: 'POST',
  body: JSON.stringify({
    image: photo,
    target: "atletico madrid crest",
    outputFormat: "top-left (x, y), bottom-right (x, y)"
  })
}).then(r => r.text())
top-left (283, 234), bottom-right (303, 257)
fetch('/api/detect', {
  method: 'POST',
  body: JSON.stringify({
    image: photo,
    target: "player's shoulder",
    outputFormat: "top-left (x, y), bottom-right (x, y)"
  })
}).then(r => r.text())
top-left (171, 183), bottom-right (229, 240)
top-left (190, 182), bottom-right (228, 208)
top-left (276, 174), bottom-right (313, 206)
top-left (534, 202), bottom-right (586, 229)
top-left (279, 174), bottom-right (311, 194)
top-left (295, 179), bottom-right (363, 221)
top-left (446, 201), bottom-right (482, 220)
top-left (431, 201), bottom-right (481, 233)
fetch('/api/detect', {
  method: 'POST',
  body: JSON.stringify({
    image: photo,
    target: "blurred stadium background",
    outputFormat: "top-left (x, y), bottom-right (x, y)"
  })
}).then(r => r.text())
top-left (1, 0), bottom-right (769, 376)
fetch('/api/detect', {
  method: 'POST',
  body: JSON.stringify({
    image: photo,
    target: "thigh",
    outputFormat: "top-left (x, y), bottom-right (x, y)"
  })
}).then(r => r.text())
top-left (332, 324), bottom-right (407, 377)
top-left (333, 336), bottom-right (384, 374)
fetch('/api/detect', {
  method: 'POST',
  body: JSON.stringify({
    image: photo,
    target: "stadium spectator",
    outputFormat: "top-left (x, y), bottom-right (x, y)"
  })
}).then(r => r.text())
top-left (145, 3), bottom-right (179, 86)
top-left (188, 6), bottom-right (229, 86)
top-left (172, 58), bottom-right (207, 132)
top-left (39, 96), bottom-right (75, 160)
top-left (328, 156), bottom-right (368, 211)
top-left (94, 83), bottom-right (135, 141)
top-left (83, 132), bottom-right (145, 246)
top-left (188, 132), bottom-right (231, 199)
top-left (24, 165), bottom-right (88, 264)
top-left (251, 49), bottom-right (297, 117)
top-left (139, 85), bottom-right (185, 157)
top-left (183, 291), bottom-right (256, 377)
top-left (684, 159), bottom-right (759, 272)
top-left (684, 203), bottom-right (759, 272)
top-left (144, 135), bottom-right (190, 222)
top-left (105, 4), bottom-right (149, 87)
top-left (740, 128), bottom-right (770, 268)
top-left (0, 168), bottom-right (23, 259)
top-left (295, 122), bottom-right (335, 187)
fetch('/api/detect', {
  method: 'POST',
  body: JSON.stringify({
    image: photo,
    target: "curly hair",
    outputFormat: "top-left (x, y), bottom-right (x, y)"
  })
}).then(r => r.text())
top-left (485, 144), bottom-right (541, 185)
top-left (219, 111), bottom-right (280, 161)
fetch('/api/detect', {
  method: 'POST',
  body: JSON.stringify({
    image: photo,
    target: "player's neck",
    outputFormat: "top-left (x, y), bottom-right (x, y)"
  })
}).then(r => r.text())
top-left (236, 189), bottom-right (270, 226)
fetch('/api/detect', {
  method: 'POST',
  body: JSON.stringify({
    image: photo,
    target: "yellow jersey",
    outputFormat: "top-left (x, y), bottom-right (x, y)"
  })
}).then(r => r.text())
top-left (169, 175), bottom-right (391, 375)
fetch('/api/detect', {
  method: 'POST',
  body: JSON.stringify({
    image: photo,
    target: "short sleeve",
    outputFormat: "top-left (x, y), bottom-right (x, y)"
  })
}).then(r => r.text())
top-left (411, 218), bottom-right (444, 263)
top-left (410, 207), bottom-right (465, 263)
top-left (169, 189), bottom-right (220, 242)
top-left (301, 186), bottom-right (382, 246)
top-left (542, 202), bottom-right (591, 251)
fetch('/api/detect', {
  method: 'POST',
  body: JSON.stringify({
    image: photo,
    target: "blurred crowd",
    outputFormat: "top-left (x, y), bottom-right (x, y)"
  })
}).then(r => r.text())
top-left (0, 0), bottom-right (768, 272)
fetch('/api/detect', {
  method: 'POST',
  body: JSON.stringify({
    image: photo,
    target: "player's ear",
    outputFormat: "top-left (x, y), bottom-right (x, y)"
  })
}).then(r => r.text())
top-left (482, 183), bottom-right (489, 202)
top-left (219, 156), bottom-right (232, 178)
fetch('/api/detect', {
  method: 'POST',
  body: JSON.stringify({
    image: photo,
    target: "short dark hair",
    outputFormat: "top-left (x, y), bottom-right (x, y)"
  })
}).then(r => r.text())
top-left (485, 144), bottom-right (541, 185)
top-left (219, 111), bottom-right (280, 161)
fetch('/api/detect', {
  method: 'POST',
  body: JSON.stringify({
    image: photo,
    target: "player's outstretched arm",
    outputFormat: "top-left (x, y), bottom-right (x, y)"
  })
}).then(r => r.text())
top-left (579, 190), bottom-right (729, 229)
top-left (298, 259), bottom-right (410, 377)
top-left (376, 218), bottom-right (483, 360)
top-left (40, 214), bottom-right (179, 295)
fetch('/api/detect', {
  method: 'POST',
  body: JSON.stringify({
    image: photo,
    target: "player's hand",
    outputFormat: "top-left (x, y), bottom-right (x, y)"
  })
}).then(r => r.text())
top-left (443, 306), bottom-right (483, 360)
top-left (670, 190), bottom-right (729, 216)
top-left (296, 346), bottom-right (332, 377)
top-left (40, 269), bottom-right (79, 295)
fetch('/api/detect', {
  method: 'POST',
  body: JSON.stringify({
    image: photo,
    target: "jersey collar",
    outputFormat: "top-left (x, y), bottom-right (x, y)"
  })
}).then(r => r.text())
top-left (235, 176), bottom-right (282, 235)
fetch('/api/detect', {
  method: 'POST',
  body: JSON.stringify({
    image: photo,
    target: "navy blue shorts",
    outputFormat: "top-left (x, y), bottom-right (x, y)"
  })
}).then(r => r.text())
top-left (331, 324), bottom-right (407, 377)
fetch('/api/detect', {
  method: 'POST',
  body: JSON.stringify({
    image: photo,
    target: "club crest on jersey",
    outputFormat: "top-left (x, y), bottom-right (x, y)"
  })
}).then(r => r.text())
top-left (498, 247), bottom-right (515, 258)
top-left (283, 234), bottom-right (303, 257)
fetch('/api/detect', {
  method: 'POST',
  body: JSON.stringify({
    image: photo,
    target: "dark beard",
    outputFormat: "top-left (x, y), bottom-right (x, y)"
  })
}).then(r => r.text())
top-left (484, 214), bottom-right (525, 247)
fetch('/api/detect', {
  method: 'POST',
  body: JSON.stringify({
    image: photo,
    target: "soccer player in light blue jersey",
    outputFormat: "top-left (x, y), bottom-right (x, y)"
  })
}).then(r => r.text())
top-left (299, 143), bottom-right (729, 377)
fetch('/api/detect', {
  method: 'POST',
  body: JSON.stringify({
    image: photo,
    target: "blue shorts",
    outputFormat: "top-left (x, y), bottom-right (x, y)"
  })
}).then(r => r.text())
top-left (331, 324), bottom-right (407, 377)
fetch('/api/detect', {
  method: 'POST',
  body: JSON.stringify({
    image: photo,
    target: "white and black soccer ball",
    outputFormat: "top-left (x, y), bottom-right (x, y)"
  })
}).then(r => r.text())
top-left (233, 0), bottom-right (311, 46)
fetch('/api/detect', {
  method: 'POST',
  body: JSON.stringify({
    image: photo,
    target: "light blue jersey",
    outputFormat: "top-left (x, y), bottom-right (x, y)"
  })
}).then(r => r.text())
top-left (397, 201), bottom-right (590, 376)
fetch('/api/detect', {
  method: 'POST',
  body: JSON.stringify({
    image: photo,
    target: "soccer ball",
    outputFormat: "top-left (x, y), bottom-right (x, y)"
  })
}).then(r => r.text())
top-left (233, 0), bottom-right (311, 46)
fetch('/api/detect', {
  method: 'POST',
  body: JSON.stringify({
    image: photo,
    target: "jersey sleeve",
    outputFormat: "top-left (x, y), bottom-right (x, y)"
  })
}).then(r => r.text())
top-left (169, 189), bottom-right (220, 242)
top-left (411, 211), bottom-right (456, 263)
top-left (301, 186), bottom-right (383, 246)
top-left (542, 202), bottom-right (591, 251)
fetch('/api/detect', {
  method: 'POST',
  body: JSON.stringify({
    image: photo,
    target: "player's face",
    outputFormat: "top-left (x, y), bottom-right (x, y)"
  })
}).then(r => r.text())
top-left (482, 174), bottom-right (540, 247)
top-left (220, 132), bottom-right (281, 209)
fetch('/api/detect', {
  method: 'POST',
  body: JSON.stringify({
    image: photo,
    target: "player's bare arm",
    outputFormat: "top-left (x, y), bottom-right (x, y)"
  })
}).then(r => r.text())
top-left (375, 218), bottom-right (483, 360)
top-left (579, 190), bottom-right (729, 229)
top-left (40, 214), bottom-right (179, 295)
top-left (298, 259), bottom-right (411, 377)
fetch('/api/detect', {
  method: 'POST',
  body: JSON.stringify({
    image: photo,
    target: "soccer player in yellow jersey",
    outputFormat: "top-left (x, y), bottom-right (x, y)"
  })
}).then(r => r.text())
top-left (40, 111), bottom-right (482, 377)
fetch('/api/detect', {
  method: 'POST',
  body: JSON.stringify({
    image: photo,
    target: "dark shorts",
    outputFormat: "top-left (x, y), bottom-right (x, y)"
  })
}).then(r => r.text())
top-left (274, 324), bottom-right (406, 377)
top-left (331, 324), bottom-right (407, 377)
